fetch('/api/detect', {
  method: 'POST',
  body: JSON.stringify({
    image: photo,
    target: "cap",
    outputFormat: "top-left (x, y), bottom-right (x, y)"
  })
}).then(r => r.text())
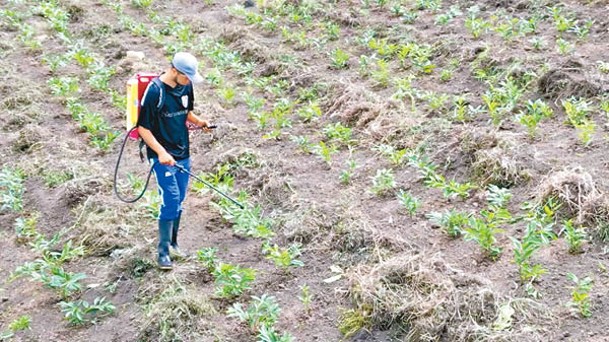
top-left (172, 52), bottom-right (204, 84)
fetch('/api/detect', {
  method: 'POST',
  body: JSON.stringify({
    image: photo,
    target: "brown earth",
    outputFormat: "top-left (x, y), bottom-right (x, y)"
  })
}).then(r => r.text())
top-left (2, 0), bottom-right (609, 341)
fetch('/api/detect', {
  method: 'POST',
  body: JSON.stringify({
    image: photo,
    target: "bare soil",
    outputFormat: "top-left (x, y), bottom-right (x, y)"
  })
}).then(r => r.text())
top-left (2, 0), bottom-right (609, 341)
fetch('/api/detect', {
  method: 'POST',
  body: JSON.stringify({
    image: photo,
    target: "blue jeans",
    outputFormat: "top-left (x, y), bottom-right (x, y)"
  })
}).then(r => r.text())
top-left (151, 158), bottom-right (191, 221)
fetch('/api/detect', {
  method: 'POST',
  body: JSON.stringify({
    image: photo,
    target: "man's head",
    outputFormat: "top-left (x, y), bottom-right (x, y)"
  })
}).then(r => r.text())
top-left (171, 52), bottom-right (204, 86)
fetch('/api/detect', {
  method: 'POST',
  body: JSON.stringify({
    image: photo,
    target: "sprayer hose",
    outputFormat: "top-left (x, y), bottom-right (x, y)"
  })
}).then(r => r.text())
top-left (113, 128), bottom-right (154, 203)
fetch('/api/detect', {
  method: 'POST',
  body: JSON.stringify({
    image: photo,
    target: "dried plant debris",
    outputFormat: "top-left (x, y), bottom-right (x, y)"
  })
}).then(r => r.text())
top-left (345, 253), bottom-right (549, 341)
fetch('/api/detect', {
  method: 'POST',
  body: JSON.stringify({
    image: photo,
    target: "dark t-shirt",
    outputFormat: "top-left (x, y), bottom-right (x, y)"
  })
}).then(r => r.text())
top-left (137, 77), bottom-right (194, 160)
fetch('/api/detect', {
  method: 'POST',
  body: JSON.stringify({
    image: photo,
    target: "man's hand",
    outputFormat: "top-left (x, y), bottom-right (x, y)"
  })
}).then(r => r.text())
top-left (159, 152), bottom-right (176, 166)
top-left (199, 120), bottom-right (213, 133)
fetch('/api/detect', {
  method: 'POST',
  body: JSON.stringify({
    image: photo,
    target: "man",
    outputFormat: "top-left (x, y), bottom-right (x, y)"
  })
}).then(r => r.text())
top-left (137, 52), bottom-right (210, 270)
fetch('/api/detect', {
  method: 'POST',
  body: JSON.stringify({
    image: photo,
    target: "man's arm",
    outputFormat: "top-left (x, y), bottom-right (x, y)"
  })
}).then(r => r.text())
top-left (138, 126), bottom-right (175, 166)
top-left (187, 111), bottom-right (212, 132)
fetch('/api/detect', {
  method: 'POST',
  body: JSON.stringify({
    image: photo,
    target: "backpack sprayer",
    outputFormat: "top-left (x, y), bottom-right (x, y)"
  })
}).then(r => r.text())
top-left (113, 73), bottom-right (244, 209)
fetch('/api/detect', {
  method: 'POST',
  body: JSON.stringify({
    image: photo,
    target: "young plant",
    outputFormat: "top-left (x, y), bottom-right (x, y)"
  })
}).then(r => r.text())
top-left (227, 294), bottom-right (281, 331)
top-left (396, 190), bottom-right (420, 217)
top-left (566, 273), bottom-right (593, 318)
top-left (340, 158), bottom-right (357, 185)
top-left (562, 97), bottom-right (592, 126)
top-left (486, 185), bottom-right (512, 210)
top-left (196, 247), bottom-right (219, 271)
top-left (8, 315), bottom-right (31, 332)
top-left (215, 204), bottom-right (274, 239)
top-left (373, 144), bottom-right (408, 166)
top-left (296, 102), bottom-right (322, 122)
top-left (298, 284), bottom-right (312, 314)
top-left (370, 169), bottom-right (396, 196)
top-left (0, 167), bottom-right (25, 212)
top-left (442, 180), bottom-right (475, 199)
top-left (511, 235), bottom-right (545, 285)
top-left (311, 141), bottom-right (338, 166)
top-left (560, 220), bottom-right (586, 254)
top-left (330, 48), bottom-right (349, 69)
top-left (262, 242), bottom-right (304, 269)
top-left (575, 119), bottom-right (596, 147)
top-left (59, 297), bottom-right (115, 325)
top-left (213, 263), bottom-right (256, 299)
top-left (427, 210), bottom-right (470, 238)
top-left (463, 211), bottom-right (505, 260)
top-left (516, 99), bottom-right (554, 137)
top-left (323, 122), bottom-right (352, 146)
top-left (14, 214), bottom-right (38, 244)
top-left (257, 325), bottom-right (295, 342)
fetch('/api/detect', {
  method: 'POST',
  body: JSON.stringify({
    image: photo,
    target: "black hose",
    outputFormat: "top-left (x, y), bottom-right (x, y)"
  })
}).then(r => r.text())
top-left (113, 127), bottom-right (155, 203)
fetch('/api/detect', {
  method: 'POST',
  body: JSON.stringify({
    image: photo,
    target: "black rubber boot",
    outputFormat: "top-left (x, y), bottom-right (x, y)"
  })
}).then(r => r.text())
top-left (170, 212), bottom-right (188, 258)
top-left (157, 219), bottom-right (173, 270)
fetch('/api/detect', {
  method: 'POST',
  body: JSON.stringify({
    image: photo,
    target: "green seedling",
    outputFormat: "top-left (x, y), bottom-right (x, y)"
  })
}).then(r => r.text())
top-left (323, 122), bottom-right (352, 145)
top-left (91, 131), bottom-right (119, 151)
top-left (15, 215), bottom-right (38, 243)
top-left (298, 284), bottom-right (312, 314)
top-left (396, 190), bottom-right (420, 217)
top-left (87, 64), bottom-right (116, 92)
top-left (464, 211), bottom-right (505, 260)
top-left (48, 76), bottom-right (80, 98)
top-left (132, 0), bottom-right (153, 9)
top-left (213, 263), bottom-right (256, 299)
top-left (575, 119), bottom-right (596, 147)
top-left (140, 191), bottom-right (161, 220)
top-left (290, 135), bottom-right (311, 153)
top-left (330, 48), bottom-right (350, 69)
top-left (556, 38), bottom-right (574, 55)
top-left (296, 102), bottom-right (322, 122)
top-left (257, 325), bottom-right (295, 342)
top-left (340, 158), bottom-right (357, 185)
top-left (262, 242), bottom-right (304, 269)
top-left (370, 169), bottom-right (396, 196)
top-left (516, 99), bottom-right (554, 137)
top-left (227, 294), bottom-right (281, 331)
top-left (511, 235), bottom-right (545, 285)
top-left (562, 97), bottom-right (592, 126)
top-left (567, 273), bottom-right (593, 318)
top-left (427, 209), bottom-right (470, 238)
top-left (486, 185), bottom-right (512, 210)
top-left (59, 297), bottom-right (115, 325)
top-left (416, 0), bottom-right (441, 11)
top-left (0, 167), bottom-right (25, 212)
top-left (465, 15), bottom-right (490, 39)
top-left (196, 247), bottom-right (219, 271)
top-left (8, 315), bottom-right (31, 332)
top-left (560, 220), bottom-right (586, 254)
top-left (311, 141), bottom-right (338, 166)
top-left (371, 59), bottom-right (390, 87)
top-left (215, 204), bottom-right (274, 239)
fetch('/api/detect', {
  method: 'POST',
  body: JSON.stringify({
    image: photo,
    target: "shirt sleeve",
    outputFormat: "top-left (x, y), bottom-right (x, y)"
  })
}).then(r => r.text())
top-left (137, 81), bottom-right (161, 130)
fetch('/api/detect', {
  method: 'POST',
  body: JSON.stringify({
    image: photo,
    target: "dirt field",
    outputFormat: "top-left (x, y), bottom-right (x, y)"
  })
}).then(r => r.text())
top-left (1, 0), bottom-right (609, 341)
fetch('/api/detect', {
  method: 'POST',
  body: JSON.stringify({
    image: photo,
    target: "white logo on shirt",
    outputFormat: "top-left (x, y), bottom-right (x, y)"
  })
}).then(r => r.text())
top-left (181, 95), bottom-right (188, 108)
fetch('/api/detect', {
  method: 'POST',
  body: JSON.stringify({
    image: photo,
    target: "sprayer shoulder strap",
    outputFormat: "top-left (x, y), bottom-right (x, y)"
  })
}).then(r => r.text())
top-left (150, 77), bottom-right (165, 111)
top-left (138, 77), bottom-right (165, 162)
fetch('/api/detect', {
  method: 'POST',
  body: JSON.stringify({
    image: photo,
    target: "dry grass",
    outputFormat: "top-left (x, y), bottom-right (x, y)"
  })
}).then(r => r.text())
top-left (537, 166), bottom-right (603, 223)
top-left (538, 64), bottom-right (601, 101)
top-left (344, 252), bottom-right (550, 341)
top-left (138, 276), bottom-right (217, 342)
top-left (282, 196), bottom-right (411, 265)
top-left (461, 130), bottom-right (530, 187)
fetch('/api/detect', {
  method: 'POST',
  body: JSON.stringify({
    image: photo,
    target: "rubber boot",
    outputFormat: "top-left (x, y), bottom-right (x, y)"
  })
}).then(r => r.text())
top-left (157, 219), bottom-right (173, 270)
top-left (170, 212), bottom-right (188, 259)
